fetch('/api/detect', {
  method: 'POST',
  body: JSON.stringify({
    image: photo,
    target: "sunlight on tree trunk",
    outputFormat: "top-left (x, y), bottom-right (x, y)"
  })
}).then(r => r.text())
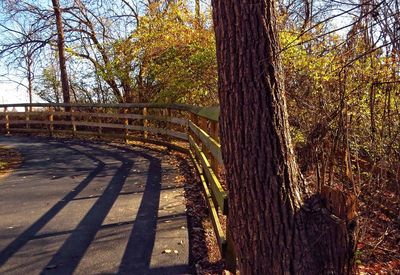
top-left (212, 1), bottom-right (358, 273)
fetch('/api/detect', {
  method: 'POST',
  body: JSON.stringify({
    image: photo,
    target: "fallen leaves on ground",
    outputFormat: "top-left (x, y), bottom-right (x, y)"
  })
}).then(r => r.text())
top-left (304, 170), bottom-right (400, 275)
top-left (172, 151), bottom-right (225, 274)
top-left (356, 189), bottom-right (400, 274)
top-left (0, 146), bottom-right (22, 178)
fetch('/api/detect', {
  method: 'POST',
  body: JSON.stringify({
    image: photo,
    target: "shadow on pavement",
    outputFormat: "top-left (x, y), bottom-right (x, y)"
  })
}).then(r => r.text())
top-left (0, 142), bottom-right (106, 267)
top-left (0, 137), bottom-right (191, 274)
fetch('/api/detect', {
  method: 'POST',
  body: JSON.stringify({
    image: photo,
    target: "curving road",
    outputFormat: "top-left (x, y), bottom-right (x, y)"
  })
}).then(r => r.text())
top-left (0, 136), bottom-right (191, 275)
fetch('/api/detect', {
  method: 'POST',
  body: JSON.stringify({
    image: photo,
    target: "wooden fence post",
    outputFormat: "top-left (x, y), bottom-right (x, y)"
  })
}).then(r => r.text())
top-left (71, 108), bottom-right (76, 137)
top-left (124, 108), bottom-right (129, 143)
top-left (210, 121), bottom-right (220, 176)
top-left (143, 107), bottom-right (148, 139)
top-left (25, 106), bottom-right (30, 130)
top-left (48, 107), bottom-right (54, 137)
top-left (189, 112), bottom-right (199, 144)
top-left (198, 116), bottom-right (211, 172)
top-left (163, 108), bottom-right (171, 141)
top-left (5, 107), bottom-right (10, 135)
top-left (97, 108), bottom-right (102, 138)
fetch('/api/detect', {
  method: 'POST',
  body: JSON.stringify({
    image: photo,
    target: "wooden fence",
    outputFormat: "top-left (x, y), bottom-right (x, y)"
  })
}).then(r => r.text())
top-left (0, 102), bottom-right (236, 271)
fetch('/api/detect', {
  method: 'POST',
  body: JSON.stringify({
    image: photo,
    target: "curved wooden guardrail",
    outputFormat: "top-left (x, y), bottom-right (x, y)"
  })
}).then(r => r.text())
top-left (0, 102), bottom-right (236, 271)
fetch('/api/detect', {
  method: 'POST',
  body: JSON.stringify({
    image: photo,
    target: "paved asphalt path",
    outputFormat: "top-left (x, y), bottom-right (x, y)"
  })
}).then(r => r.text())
top-left (0, 136), bottom-right (191, 275)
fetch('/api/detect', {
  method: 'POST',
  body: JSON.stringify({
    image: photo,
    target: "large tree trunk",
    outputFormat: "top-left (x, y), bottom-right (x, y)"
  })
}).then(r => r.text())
top-left (212, 1), bottom-right (357, 274)
top-left (52, 0), bottom-right (70, 105)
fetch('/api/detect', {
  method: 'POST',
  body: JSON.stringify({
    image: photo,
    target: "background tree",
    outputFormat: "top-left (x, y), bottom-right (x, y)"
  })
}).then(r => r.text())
top-left (51, 0), bottom-right (70, 104)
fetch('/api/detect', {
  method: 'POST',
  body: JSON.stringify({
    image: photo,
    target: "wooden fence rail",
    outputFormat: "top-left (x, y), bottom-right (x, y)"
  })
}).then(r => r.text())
top-left (0, 103), bottom-right (236, 271)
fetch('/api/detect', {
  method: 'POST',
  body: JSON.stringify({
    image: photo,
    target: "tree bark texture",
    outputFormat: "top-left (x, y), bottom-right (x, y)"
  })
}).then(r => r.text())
top-left (52, 0), bottom-right (70, 105)
top-left (212, 1), bottom-right (357, 274)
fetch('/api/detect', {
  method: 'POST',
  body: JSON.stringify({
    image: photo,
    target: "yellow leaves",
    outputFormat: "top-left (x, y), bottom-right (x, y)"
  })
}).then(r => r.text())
top-left (120, 1), bottom-right (217, 105)
top-left (65, 46), bottom-right (80, 58)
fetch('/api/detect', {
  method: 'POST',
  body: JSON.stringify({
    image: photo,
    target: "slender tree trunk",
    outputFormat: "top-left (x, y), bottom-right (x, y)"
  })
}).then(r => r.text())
top-left (26, 53), bottom-right (33, 111)
top-left (52, 0), bottom-right (70, 106)
top-left (212, 1), bottom-right (357, 274)
top-left (195, 0), bottom-right (201, 25)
